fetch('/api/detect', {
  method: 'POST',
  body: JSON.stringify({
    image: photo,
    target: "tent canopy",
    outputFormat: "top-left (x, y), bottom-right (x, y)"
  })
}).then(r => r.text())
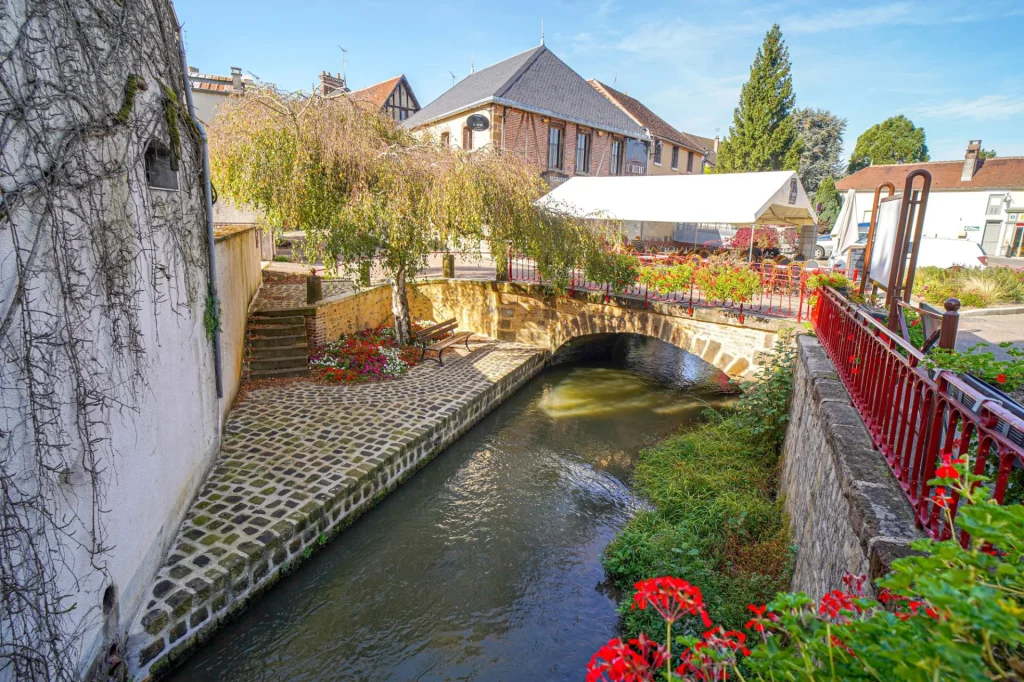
top-left (537, 171), bottom-right (818, 226)
top-left (829, 189), bottom-right (860, 258)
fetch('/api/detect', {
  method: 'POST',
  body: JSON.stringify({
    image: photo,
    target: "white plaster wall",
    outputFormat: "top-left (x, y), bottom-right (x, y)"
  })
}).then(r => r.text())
top-left (215, 227), bottom-right (263, 424)
top-left (418, 105), bottom-right (493, 150)
top-left (849, 189), bottom-right (1013, 253)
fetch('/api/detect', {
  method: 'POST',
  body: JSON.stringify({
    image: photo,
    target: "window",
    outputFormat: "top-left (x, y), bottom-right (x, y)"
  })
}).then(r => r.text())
top-left (547, 126), bottom-right (564, 170)
top-left (462, 126), bottom-right (472, 150)
top-left (653, 139), bottom-right (662, 165)
top-left (987, 194), bottom-right (1005, 216)
top-left (671, 146), bottom-right (679, 170)
top-left (789, 178), bottom-right (798, 204)
top-left (686, 151), bottom-right (694, 173)
top-left (576, 131), bottom-right (591, 174)
top-left (440, 131), bottom-right (450, 147)
top-left (610, 140), bottom-right (622, 175)
top-left (145, 140), bottom-right (178, 190)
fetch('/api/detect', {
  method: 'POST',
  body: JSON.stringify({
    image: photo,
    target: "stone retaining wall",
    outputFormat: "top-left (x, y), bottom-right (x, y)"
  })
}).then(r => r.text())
top-left (779, 335), bottom-right (923, 599)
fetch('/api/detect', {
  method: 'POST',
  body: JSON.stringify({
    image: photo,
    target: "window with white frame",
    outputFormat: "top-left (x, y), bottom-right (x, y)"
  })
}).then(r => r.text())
top-left (987, 194), bottom-right (1005, 216)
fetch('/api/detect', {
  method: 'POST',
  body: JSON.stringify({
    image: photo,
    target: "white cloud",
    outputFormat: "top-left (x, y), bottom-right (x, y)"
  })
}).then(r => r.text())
top-left (909, 95), bottom-right (1024, 121)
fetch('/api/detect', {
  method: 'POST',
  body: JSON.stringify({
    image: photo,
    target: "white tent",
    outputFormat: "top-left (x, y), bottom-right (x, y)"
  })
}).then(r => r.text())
top-left (537, 171), bottom-right (818, 226)
top-left (829, 189), bottom-right (860, 259)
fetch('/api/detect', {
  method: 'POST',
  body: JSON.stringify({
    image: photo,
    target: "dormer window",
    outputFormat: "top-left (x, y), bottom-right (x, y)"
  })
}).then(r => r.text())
top-left (145, 140), bottom-right (178, 190)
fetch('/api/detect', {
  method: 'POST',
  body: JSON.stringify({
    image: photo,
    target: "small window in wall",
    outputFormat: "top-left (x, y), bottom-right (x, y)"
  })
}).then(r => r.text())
top-left (548, 126), bottom-right (564, 170)
top-left (653, 139), bottom-right (662, 165)
top-left (576, 131), bottom-right (591, 174)
top-left (671, 146), bottom-right (679, 170)
top-left (987, 194), bottom-right (1004, 216)
top-left (145, 140), bottom-right (178, 190)
top-left (686, 151), bottom-right (694, 173)
top-left (610, 140), bottom-right (622, 175)
top-left (462, 127), bottom-right (472, 150)
top-left (788, 177), bottom-right (798, 205)
top-left (440, 131), bottom-right (450, 147)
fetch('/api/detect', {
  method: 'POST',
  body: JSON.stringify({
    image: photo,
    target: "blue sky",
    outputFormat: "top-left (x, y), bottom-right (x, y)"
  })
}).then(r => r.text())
top-left (176, 0), bottom-right (1024, 163)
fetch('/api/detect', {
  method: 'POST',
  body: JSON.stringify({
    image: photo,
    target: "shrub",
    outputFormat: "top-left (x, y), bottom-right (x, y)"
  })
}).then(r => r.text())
top-left (913, 265), bottom-right (1024, 308)
top-left (584, 251), bottom-right (641, 294)
top-left (637, 262), bottom-right (697, 294)
top-left (921, 341), bottom-right (1024, 391)
top-left (602, 339), bottom-right (796, 640)
top-left (804, 271), bottom-right (850, 292)
top-left (693, 256), bottom-right (763, 303)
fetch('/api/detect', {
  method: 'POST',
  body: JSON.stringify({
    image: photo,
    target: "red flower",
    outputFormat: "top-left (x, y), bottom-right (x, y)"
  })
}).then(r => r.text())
top-left (744, 604), bottom-right (768, 633)
top-left (910, 319), bottom-right (920, 327)
top-left (586, 635), bottom-right (666, 682)
top-left (632, 577), bottom-right (712, 627)
top-left (819, 590), bottom-right (854, 618)
top-left (841, 573), bottom-right (867, 598)
top-left (931, 486), bottom-right (954, 509)
top-left (997, 374), bottom-right (1007, 384)
top-left (935, 454), bottom-right (965, 480)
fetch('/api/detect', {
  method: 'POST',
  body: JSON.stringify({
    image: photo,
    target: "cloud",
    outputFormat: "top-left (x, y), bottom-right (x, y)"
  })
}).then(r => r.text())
top-left (909, 95), bottom-right (1024, 121)
top-left (776, 1), bottom-right (984, 34)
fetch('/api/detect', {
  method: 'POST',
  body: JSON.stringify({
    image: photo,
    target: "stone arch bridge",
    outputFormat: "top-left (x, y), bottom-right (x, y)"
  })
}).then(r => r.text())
top-left (310, 279), bottom-right (791, 379)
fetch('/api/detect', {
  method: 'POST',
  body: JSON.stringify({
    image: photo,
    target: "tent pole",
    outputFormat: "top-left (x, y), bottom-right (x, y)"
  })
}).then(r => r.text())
top-left (748, 225), bottom-right (754, 262)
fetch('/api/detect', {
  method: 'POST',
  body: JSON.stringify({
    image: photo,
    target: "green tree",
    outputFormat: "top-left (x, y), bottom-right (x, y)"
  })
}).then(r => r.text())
top-left (209, 88), bottom-right (613, 345)
top-left (848, 115), bottom-right (929, 172)
top-left (814, 175), bottom-right (841, 230)
top-left (980, 147), bottom-right (997, 159)
top-left (792, 107), bottom-right (846, 195)
top-left (716, 24), bottom-right (801, 173)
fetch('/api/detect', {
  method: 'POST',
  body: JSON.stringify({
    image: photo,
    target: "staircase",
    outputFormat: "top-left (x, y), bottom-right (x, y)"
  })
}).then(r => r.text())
top-left (244, 309), bottom-right (312, 379)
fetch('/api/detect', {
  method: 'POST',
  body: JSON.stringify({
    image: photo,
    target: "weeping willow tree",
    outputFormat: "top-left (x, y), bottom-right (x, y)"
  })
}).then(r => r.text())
top-left (209, 88), bottom-right (615, 344)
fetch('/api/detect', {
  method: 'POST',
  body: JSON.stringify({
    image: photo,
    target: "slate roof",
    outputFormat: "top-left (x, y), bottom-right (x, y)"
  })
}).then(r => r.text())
top-left (404, 46), bottom-right (645, 138)
top-left (836, 158), bottom-right (1024, 192)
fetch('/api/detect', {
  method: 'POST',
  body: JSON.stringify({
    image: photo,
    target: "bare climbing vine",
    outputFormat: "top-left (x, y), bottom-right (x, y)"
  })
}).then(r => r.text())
top-left (0, 1), bottom-right (208, 679)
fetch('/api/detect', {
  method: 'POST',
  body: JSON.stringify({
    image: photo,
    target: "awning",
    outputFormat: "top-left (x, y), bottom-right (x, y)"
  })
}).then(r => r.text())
top-left (537, 171), bottom-right (817, 226)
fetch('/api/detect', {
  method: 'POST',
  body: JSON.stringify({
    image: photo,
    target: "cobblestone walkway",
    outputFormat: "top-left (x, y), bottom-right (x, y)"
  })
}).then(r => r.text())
top-left (250, 278), bottom-right (354, 311)
top-left (128, 340), bottom-right (546, 679)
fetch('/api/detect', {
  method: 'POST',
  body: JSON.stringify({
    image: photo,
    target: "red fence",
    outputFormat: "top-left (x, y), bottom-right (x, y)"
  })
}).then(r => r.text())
top-left (509, 254), bottom-right (852, 322)
top-left (813, 287), bottom-right (1024, 545)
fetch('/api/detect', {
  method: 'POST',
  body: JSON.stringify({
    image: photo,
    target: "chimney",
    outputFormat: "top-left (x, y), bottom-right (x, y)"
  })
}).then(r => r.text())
top-left (962, 139), bottom-right (981, 181)
top-left (188, 65), bottom-right (199, 76)
top-left (713, 135), bottom-right (719, 152)
top-left (319, 70), bottom-right (348, 95)
top-left (230, 66), bottom-right (243, 91)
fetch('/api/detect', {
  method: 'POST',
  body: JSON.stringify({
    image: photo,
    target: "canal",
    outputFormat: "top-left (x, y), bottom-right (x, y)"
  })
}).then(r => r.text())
top-left (172, 335), bottom-right (733, 682)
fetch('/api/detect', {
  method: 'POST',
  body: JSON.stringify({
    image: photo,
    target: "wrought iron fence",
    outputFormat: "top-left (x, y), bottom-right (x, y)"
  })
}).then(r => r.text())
top-left (812, 287), bottom-right (1024, 545)
top-left (508, 253), bottom-right (853, 323)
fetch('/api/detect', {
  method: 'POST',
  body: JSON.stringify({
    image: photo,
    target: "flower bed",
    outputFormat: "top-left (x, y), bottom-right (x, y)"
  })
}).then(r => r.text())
top-left (309, 325), bottom-right (422, 382)
top-left (914, 265), bottom-right (1024, 308)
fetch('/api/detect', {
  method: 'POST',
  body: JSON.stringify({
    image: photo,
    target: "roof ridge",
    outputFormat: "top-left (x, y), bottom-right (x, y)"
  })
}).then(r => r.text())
top-left (348, 74), bottom-right (403, 94)
top-left (494, 45), bottom-right (546, 98)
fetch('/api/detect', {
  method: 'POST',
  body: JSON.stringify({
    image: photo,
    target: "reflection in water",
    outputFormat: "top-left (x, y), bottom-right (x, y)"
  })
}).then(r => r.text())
top-left (171, 336), bottom-right (733, 682)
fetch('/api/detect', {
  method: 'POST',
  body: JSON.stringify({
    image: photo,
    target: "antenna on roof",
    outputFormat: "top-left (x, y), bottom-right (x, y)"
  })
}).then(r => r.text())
top-left (337, 45), bottom-right (347, 85)
top-left (449, 71), bottom-right (457, 87)
top-left (540, 20), bottom-right (545, 45)
top-left (613, 72), bottom-right (617, 86)
top-left (471, 53), bottom-right (474, 74)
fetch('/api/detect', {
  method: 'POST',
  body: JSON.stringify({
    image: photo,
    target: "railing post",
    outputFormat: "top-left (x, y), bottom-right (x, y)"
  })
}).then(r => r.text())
top-left (938, 298), bottom-right (961, 350)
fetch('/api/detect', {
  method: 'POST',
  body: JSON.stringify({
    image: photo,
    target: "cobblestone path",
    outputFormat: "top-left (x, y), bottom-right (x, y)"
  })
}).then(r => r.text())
top-left (128, 341), bottom-right (547, 679)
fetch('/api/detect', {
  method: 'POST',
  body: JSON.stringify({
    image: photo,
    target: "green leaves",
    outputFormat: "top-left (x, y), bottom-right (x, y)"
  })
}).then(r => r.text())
top-left (848, 115), bottom-right (929, 173)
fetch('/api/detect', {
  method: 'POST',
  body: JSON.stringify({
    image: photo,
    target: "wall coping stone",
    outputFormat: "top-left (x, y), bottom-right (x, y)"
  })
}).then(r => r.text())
top-left (795, 334), bottom-right (923, 583)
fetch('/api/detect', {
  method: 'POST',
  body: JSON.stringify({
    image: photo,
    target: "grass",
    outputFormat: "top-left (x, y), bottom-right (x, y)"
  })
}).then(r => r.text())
top-left (602, 341), bottom-right (796, 641)
top-left (913, 266), bottom-right (1024, 308)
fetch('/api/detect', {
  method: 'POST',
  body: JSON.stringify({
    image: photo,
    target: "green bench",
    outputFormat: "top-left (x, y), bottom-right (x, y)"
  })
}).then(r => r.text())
top-left (414, 319), bottom-right (472, 367)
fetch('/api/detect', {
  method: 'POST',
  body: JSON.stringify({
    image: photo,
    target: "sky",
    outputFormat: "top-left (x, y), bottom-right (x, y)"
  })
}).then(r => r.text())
top-left (175, 0), bottom-right (1024, 163)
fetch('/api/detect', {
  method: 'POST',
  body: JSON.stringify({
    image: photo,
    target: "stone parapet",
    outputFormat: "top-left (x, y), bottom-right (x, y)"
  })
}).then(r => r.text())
top-left (780, 335), bottom-right (923, 600)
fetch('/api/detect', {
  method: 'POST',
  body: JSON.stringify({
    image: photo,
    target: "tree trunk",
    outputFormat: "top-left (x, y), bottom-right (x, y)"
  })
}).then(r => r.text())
top-left (391, 267), bottom-right (412, 346)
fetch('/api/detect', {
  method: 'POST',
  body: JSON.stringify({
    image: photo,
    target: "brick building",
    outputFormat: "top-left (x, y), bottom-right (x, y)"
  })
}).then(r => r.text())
top-left (404, 45), bottom-right (649, 186)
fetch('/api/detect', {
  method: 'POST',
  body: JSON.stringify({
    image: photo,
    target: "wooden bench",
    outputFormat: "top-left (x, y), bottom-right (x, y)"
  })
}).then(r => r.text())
top-left (414, 319), bottom-right (472, 367)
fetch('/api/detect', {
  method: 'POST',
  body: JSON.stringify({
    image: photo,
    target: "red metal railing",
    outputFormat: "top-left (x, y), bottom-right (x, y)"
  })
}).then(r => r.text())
top-left (508, 253), bottom-right (856, 322)
top-left (813, 287), bottom-right (1024, 545)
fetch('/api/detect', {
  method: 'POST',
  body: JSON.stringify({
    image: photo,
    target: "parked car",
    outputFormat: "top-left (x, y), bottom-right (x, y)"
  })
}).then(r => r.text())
top-left (814, 234), bottom-right (833, 259)
top-left (830, 237), bottom-right (988, 271)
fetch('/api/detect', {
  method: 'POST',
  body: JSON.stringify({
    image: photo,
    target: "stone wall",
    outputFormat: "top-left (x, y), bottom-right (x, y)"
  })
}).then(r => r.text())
top-left (214, 225), bottom-right (263, 424)
top-left (779, 335), bottom-right (922, 599)
top-left (305, 279), bottom-right (785, 378)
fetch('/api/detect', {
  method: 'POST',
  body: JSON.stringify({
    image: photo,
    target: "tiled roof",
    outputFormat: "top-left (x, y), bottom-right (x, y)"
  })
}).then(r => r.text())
top-left (404, 46), bottom-right (645, 138)
top-left (589, 80), bottom-right (701, 151)
top-left (836, 158), bottom-right (1024, 192)
top-left (189, 72), bottom-right (243, 94)
top-left (344, 74), bottom-right (420, 113)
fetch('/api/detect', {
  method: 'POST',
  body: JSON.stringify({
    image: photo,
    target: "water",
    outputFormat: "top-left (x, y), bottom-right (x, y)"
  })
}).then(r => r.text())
top-left (172, 336), bottom-right (732, 682)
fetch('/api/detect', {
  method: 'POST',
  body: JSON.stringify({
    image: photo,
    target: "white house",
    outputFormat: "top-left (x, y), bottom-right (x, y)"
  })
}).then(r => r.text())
top-left (836, 140), bottom-right (1024, 258)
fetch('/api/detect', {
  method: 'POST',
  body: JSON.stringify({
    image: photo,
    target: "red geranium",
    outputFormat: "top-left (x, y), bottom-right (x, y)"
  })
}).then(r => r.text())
top-left (632, 577), bottom-right (712, 627)
top-left (586, 634), bottom-right (667, 682)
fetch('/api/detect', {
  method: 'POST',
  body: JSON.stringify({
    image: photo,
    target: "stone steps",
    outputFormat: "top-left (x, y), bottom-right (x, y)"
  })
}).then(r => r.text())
top-left (244, 311), bottom-right (310, 379)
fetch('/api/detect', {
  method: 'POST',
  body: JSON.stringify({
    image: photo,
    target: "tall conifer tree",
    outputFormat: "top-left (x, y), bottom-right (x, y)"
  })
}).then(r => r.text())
top-left (717, 24), bottom-right (800, 173)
